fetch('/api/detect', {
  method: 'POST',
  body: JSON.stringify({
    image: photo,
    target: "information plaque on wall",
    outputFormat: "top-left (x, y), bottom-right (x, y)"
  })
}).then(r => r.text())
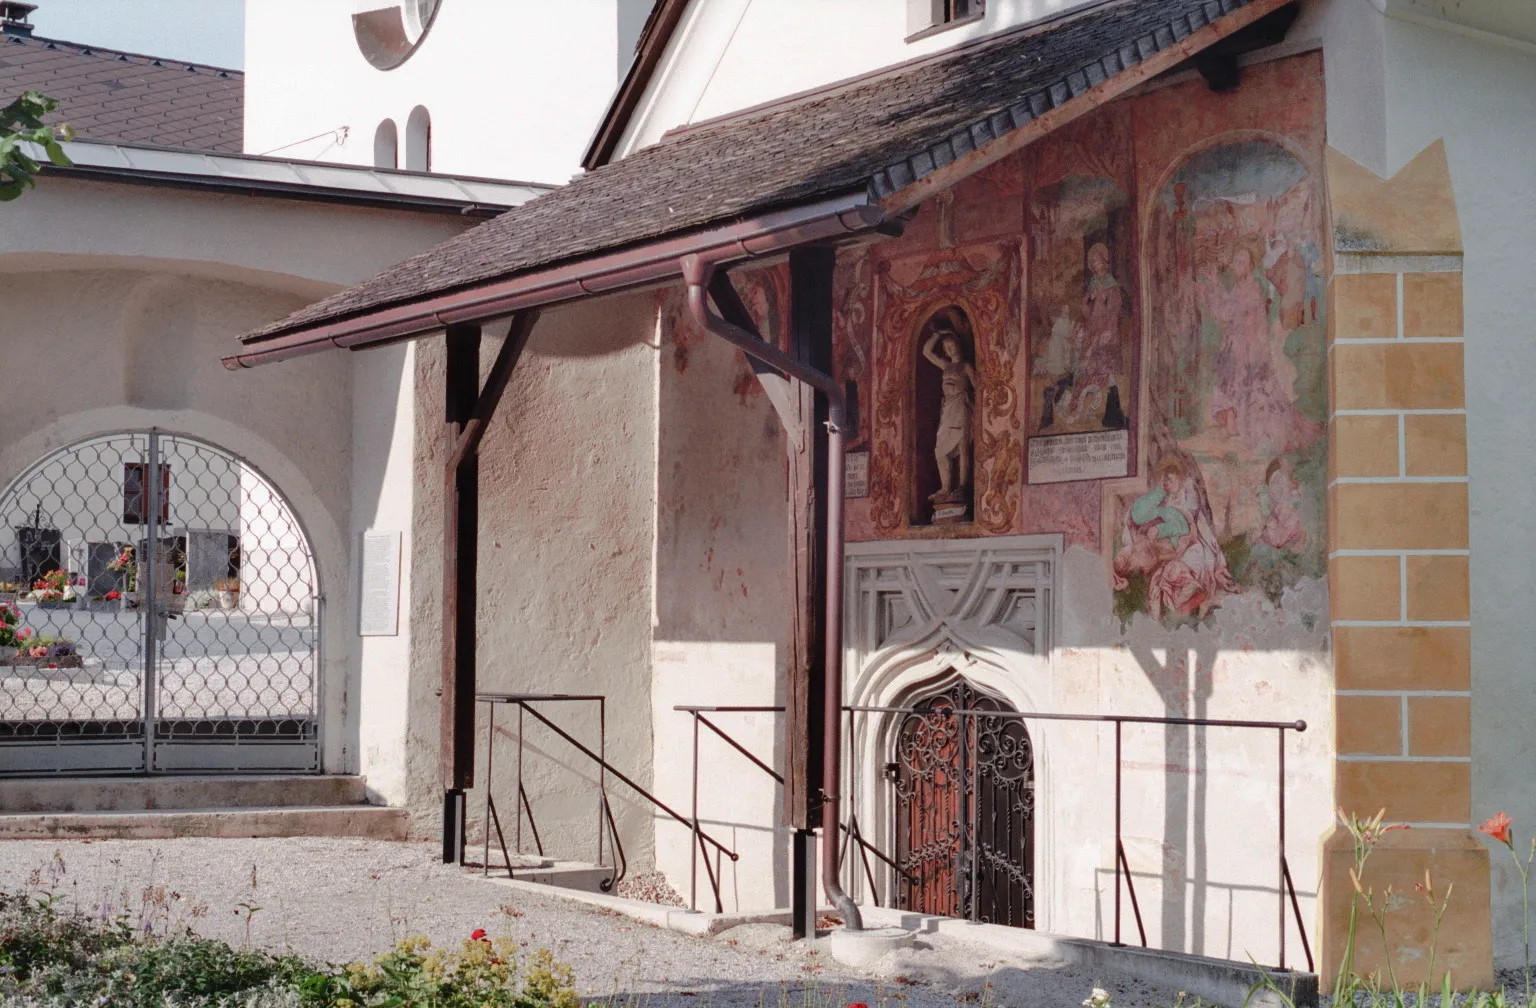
top-left (359, 530), bottom-right (401, 637)
top-left (844, 451), bottom-right (870, 498)
top-left (1028, 430), bottom-right (1130, 484)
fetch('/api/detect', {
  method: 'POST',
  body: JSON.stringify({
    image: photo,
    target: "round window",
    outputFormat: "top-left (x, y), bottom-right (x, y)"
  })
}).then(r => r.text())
top-left (352, 0), bottom-right (441, 70)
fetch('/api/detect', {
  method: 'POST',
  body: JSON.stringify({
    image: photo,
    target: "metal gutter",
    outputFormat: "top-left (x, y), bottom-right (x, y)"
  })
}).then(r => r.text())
top-left (223, 190), bottom-right (886, 369)
top-left (38, 162), bottom-right (517, 218)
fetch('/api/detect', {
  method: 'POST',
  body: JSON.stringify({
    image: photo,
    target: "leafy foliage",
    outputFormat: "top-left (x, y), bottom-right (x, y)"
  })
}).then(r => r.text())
top-left (0, 891), bottom-right (579, 1008)
top-left (0, 91), bottom-right (72, 201)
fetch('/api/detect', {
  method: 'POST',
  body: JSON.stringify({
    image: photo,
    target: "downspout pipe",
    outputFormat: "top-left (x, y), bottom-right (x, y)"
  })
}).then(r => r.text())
top-left (681, 253), bottom-right (863, 933)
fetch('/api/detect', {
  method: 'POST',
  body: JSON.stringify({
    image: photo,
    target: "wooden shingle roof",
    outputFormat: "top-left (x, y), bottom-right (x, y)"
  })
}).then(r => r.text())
top-left (242, 0), bottom-right (1287, 349)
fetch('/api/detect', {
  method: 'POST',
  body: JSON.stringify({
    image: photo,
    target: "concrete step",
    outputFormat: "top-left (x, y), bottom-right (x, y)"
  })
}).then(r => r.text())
top-left (0, 775), bottom-right (367, 813)
top-left (0, 805), bottom-right (408, 840)
top-left (470, 859), bottom-right (616, 893)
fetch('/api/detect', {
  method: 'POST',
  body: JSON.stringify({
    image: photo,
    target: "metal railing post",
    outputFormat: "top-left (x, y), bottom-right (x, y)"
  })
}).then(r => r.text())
top-left (1113, 718), bottom-right (1122, 946)
top-left (1278, 726), bottom-right (1286, 971)
top-left (515, 702), bottom-right (525, 853)
top-left (483, 702), bottom-right (494, 876)
top-left (690, 710), bottom-right (700, 912)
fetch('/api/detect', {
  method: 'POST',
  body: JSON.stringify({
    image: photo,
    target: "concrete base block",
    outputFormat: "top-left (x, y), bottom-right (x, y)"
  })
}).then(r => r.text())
top-left (0, 806), bottom-right (409, 840)
top-left (860, 906), bottom-right (1318, 1007)
top-left (0, 775), bottom-right (367, 813)
top-left (828, 926), bottom-right (917, 969)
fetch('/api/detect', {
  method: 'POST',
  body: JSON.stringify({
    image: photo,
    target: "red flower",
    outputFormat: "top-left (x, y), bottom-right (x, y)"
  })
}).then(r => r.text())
top-left (470, 928), bottom-right (488, 942)
top-left (1481, 811), bottom-right (1515, 847)
top-left (847, 1003), bottom-right (871, 1008)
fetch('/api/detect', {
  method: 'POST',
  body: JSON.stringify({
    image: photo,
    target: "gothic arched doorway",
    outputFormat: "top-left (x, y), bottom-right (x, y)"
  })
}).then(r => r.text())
top-left (891, 675), bottom-right (1035, 926)
top-left (0, 431), bottom-right (320, 775)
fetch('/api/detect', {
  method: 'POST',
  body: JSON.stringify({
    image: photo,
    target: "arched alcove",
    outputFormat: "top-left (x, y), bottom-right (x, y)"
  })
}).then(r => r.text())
top-left (373, 119), bottom-right (399, 169)
top-left (405, 105), bottom-right (431, 172)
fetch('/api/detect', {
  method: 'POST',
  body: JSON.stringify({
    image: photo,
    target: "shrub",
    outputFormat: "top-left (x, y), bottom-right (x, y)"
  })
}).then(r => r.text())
top-left (0, 891), bottom-right (578, 1008)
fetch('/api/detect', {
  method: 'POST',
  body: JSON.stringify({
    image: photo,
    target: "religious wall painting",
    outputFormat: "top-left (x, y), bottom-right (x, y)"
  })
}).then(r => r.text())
top-left (1025, 107), bottom-right (1139, 486)
top-left (832, 247), bottom-right (874, 450)
top-left (869, 241), bottom-right (1021, 535)
top-left (1113, 137), bottom-right (1326, 628)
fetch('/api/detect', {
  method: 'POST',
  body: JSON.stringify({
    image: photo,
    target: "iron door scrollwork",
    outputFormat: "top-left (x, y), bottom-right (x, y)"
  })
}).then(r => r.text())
top-left (891, 677), bottom-right (1035, 927)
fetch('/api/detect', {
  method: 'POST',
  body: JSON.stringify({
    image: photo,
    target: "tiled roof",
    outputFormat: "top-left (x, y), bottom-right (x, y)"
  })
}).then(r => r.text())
top-left (0, 32), bottom-right (242, 152)
top-left (243, 0), bottom-right (1277, 346)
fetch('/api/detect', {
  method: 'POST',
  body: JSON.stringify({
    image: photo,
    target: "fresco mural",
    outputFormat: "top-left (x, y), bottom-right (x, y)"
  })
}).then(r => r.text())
top-left (1113, 139), bottom-right (1326, 627)
top-left (793, 53), bottom-right (1327, 628)
top-left (1026, 108), bottom-right (1138, 485)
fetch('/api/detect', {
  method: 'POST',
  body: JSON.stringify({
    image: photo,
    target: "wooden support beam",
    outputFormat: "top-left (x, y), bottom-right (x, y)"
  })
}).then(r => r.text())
top-left (785, 247), bottom-right (834, 831)
top-left (440, 313), bottom-right (539, 796)
top-left (441, 323), bottom-right (482, 794)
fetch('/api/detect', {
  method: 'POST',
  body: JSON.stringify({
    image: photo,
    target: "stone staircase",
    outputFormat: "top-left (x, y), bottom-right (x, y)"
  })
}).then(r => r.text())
top-left (0, 775), bottom-right (407, 840)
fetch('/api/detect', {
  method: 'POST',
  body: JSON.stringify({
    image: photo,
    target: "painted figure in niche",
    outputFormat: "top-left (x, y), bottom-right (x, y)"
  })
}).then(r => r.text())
top-left (922, 314), bottom-right (977, 506)
top-left (1113, 455), bottom-right (1237, 621)
top-left (1121, 138), bottom-right (1326, 623)
top-left (1026, 110), bottom-right (1138, 487)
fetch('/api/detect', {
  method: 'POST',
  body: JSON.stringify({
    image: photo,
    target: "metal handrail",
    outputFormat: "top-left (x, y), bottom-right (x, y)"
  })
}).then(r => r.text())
top-left (506, 696), bottom-right (741, 866)
top-left (845, 703), bottom-right (1311, 973)
top-left (675, 704), bottom-right (911, 915)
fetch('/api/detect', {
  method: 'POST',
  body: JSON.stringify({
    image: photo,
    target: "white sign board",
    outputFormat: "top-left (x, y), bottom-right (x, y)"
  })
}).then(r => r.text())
top-left (1028, 430), bottom-right (1130, 484)
top-left (844, 451), bottom-right (870, 498)
top-left (359, 530), bottom-right (401, 637)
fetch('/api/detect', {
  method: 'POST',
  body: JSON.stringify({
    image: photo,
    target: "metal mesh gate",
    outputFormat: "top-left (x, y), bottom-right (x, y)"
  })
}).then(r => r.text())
top-left (0, 432), bottom-right (320, 775)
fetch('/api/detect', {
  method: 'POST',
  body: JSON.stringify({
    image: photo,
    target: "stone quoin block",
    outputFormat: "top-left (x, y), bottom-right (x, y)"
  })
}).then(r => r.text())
top-left (1331, 414), bottom-right (1400, 478)
top-left (1333, 625), bottom-right (1471, 691)
top-left (1403, 413), bottom-right (1467, 477)
top-left (1330, 482), bottom-right (1469, 550)
top-left (1331, 342), bottom-right (1465, 410)
top-left (1405, 554), bottom-right (1471, 622)
top-left (1332, 273), bottom-right (1398, 340)
top-left (1336, 759), bottom-right (1470, 823)
top-left (1408, 695), bottom-right (1471, 757)
top-left (1336, 694), bottom-right (1403, 756)
top-left (1402, 272), bottom-right (1464, 339)
top-left (1329, 553), bottom-right (1401, 622)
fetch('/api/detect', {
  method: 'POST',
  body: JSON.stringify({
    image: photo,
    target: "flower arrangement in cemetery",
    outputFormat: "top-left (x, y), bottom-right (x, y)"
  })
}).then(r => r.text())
top-left (0, 602), bottom-right (30, 649)
top-left (107, 545), bottom-right (137, 592)
top-left (25, 569), bottom-right (75, 604)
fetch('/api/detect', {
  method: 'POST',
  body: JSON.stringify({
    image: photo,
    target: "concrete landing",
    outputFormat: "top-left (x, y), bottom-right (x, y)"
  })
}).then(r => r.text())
top-left (0, 774), bottom-right (367, 813)
top-left (0, 775), bottom-right (407, 841)
top-left (0, 805), bottom-right (408, 840)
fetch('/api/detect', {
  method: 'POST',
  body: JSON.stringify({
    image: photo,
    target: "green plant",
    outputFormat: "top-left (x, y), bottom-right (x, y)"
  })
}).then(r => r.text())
top-left (0, 90), bottom-right (72, 201)
top-left (1480, 811), bottom-right (1534, 1005)
top-left (0, 887), bottom-right (581, 1008)
top-left (1244, 808), bottom-right (1471, 1008)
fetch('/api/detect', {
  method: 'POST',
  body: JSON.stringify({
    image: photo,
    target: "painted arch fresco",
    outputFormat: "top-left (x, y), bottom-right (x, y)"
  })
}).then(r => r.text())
top-left (832, 52), bottom-right (1329, 630)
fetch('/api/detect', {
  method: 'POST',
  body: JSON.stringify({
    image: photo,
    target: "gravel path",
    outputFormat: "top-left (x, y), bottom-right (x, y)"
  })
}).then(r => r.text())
top-left (0, 837), bottom-right (1191, 1007)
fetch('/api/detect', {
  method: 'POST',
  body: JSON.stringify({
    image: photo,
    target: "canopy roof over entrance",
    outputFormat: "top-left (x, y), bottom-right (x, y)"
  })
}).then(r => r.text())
top-left (228, 0), bottom-right (1296, 369)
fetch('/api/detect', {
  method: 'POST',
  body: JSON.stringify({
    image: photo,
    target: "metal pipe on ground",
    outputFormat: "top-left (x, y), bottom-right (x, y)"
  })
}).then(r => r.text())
top-left (681, 252), bottom-right (863, 932)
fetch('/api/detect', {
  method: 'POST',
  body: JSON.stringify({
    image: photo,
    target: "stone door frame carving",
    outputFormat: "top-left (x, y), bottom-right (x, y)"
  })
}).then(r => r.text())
top-left (843, 533), bottom-right (1061, 928)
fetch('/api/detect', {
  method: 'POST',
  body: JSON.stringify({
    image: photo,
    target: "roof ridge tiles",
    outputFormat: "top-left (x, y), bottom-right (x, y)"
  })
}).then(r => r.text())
top-left (4, 31), bottom-right (243, 75)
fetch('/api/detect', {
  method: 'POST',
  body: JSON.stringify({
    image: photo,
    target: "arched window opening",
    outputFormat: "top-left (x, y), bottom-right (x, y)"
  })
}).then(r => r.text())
top-left (405, 105), bottom-right (431, 172)
top-left (373, 119), bottom-right (398, 169)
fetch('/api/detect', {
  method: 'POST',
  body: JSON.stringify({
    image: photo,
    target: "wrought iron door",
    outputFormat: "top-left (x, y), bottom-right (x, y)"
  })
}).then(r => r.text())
top-left (0, 432), bottom-right (320, 775)
top-left (891, 678), bottom-right (1035, 926)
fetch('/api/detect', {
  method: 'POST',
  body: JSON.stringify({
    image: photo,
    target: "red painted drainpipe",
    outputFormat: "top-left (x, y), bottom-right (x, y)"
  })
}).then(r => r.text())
top-left (681, 253), bottom-right (863, 933)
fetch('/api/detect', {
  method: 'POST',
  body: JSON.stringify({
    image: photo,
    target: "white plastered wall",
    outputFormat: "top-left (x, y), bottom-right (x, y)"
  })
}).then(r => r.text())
top-left (243, 0), bottom-right (651, 182)
top-left (0, 175), bottom-right (481, 788)
top-left (1361, 10), bottom-right (1536, 969)
top-left (612, 0), bottom-right (1104, 159)
top-left (405, 295), bottom-right (660, 866)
